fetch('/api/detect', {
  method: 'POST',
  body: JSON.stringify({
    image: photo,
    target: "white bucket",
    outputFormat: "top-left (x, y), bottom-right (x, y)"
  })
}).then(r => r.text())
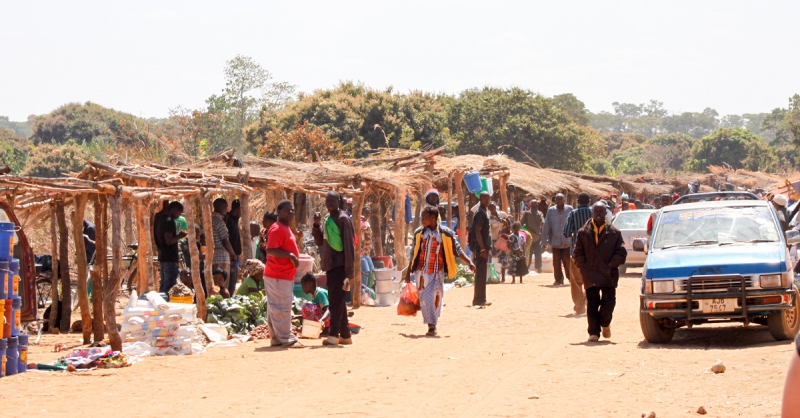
top-left (376, 278), bottom-right (393, 293)
top-left (300, 320), bottom-right (322, 339)
top-left (294, 254), bottom-right (314, 283)
top-left (376, 291), bottom-right (394, 306)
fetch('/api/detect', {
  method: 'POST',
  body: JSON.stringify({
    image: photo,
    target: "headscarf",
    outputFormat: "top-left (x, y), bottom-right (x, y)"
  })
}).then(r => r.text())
top-left (240, 259), bottom-right (265, 279)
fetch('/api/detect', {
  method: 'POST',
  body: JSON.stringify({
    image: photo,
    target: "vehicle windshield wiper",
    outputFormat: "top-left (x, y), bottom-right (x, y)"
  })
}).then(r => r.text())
top-left (719, 239), bottom-right (777, 245)
top-left (661, 240), bottom-right (719, 249)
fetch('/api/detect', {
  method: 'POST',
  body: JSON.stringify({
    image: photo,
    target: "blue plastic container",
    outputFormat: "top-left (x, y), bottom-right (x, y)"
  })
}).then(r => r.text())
top-left (5, 336), bottom-right (18, 376)
top-left (0, 222), bottom-right (14, 261)
top-left (9, 259), bottom-right (18, 296)
top-left (10, 297), bottom-right (20, 336)
top-left (0, 338), bottom-right (6, 377)
top-left (17, 334), bottom-right (27, 374)
top-left (0, 260), bottom-right (8, 299)
top-left (463, 171), bottom-right (482, 194)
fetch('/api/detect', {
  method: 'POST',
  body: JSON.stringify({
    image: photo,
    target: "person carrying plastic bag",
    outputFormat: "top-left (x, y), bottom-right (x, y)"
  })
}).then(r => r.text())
top-left (404, 205), bottom-right (475, 336)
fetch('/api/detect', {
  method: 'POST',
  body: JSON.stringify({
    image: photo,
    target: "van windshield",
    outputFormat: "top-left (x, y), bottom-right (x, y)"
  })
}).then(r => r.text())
top-left (653, 206), bottom-right (779, 249)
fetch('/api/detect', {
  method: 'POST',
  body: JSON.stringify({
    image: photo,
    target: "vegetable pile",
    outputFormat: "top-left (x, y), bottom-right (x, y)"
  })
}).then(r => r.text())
top-left (206, 294), bottom-right (267, 335)
top-left (446, 264), bottom-right (475, 286)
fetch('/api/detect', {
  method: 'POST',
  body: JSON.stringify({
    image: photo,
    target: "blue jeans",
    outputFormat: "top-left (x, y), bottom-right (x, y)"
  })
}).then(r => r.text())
top-left (159, 262), bottom-right (180, 294)
top-left (361, 256), bottom-right (375, 287)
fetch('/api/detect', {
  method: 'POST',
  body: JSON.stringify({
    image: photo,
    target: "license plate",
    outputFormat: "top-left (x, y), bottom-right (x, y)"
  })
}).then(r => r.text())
top-left (701, 298), bottom-right (736, 313)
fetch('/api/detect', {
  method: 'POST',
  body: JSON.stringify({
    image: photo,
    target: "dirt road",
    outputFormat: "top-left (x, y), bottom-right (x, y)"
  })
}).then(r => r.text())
top-left (5, 270), bottom-right (791, 417)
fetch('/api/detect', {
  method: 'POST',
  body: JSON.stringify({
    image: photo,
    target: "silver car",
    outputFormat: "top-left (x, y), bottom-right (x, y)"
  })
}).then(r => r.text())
top-left (612, 209), bottom-right (655, 274)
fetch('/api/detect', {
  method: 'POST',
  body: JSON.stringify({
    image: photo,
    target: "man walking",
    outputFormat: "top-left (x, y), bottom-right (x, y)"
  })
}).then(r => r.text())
top-left (312, 191), bottom-right (356, 346)
top-left (521, 199), bottom-right (544, 273)
top-left (264, 200), bottom-right (303, 348)
top-left (469, 191), bottom-right (492, 306)
top-left (563, 192), bottom-right (592, 315)
top-left (541, 193), bottom-right (573, 285)
top-left (157, 201), bottom-right (187, 294)
top-left (573, 202), bottom-right (627, 342)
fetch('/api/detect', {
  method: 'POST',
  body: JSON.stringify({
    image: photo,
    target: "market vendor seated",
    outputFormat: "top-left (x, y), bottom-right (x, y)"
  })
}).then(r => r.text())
top-left (300, 272), bottom-right (330, 332)
top-left (236, 259), bottom-right (266, 297)
top-left (212, 268), bottom-right (231, 298)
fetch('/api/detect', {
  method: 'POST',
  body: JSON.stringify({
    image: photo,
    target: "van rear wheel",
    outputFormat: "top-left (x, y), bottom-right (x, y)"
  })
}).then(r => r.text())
top-left (768, 287), bottom-right (800, 341)
top-left (640, 311), bottom-right (674, 343)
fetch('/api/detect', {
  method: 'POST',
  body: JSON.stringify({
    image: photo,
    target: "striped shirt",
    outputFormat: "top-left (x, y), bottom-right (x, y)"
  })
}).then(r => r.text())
top-left (418, 233), bottom-right (444, 274)
top-left (212, 212), bottom-right (230, 265)
top-left (563, 205), bottom-right (593, 256)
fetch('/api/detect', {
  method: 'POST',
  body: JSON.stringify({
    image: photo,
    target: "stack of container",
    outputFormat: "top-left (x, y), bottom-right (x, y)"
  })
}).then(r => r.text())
top-left (119, 291), bottom-right (199, 355)
top-left (0, 222), bottom-right (27, 377)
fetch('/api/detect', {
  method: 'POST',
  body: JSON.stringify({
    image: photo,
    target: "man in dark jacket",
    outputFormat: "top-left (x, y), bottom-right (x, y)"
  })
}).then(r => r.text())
top-left (312, 191), bottom-right (356, 346)
top-left (573, 202), bottom-right (627, 342)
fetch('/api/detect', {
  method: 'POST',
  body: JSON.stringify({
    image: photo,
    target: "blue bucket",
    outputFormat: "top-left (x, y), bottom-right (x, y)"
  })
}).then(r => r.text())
top-left (11, 297), bottom-right (20, 336)
top-left (5, 336), bottom-right (18, 376)
top-left (463, 171), bottom-right (482, 194)
top-left (9, 259), bottom-right (18, 296)
top-left (0, 222), bottom-right (13, 261)
top-left (17, 334), bottom-right (27, 374)
top-left (0, 338), bottom-right (6, 377)
top-left (0, 260), bottom-right (8, 299)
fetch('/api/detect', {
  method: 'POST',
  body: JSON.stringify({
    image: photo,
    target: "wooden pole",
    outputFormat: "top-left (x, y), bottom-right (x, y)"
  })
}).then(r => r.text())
top-left (413, 190), bottom-right (423, 231)
top-left (144, 200), bottom-right (155, 292)
top-left (106, 192), bottom-right (123, 351)
top-left (55, 200), bottom-right (71, 332)
top-left (200, 192), bottom-right (216, 295)
top-left (370, 199), bottom-right (383, 256)
top-left (49, 206), bottom-right (59, 331)
top-left (394, 187), bottom-right (407, 271)
top-left (239, 193), bottom-right (252, 262)
top-left (499, 172), bottom-right (510, 215)
top-left (92, 195), bottom-right (107, 343)
top-left (455, 171), bottom-right (468, 251)
top-left (184, 197), bottom-right (206, 319)
top-left (447, 174), bottom-right (453, 228)
top-left (351, 192), bottom-right (365, 308)
top-left (71, 195), bottom-right (92, 344)
top-left (134, 200), bottom-right (151, 293)
top-left (124, 201), bottom-right (133, 246)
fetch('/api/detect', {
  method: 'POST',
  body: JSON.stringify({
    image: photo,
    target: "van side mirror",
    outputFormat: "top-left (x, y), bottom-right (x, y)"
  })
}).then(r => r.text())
top-left (632, 238), bottom-right (648, 253)
top-left (786, 230), bottom-right (800, 245)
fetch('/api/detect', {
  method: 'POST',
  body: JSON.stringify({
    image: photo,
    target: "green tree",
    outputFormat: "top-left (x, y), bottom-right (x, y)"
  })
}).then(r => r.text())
top-left (448, 87), bottom-right (603, 171)
top-left (685, 128), bottom-right (763, 172)
top-left (22, 143), bottom-right (86, 177)
top-left (611, 145), bottom-right (651, 175)
top-left (0, 128), bottom-right (29, 173)
top-left (0, 115), bottom-right (33, 138)
top-left (646, 133), bottom-right (695, 173)
top-left (553, 93), bottom-right (590, 125)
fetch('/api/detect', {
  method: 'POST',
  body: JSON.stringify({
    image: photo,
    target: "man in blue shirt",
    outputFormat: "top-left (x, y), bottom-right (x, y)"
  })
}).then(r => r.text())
top-left (541, 193), bottom-right (573, 286)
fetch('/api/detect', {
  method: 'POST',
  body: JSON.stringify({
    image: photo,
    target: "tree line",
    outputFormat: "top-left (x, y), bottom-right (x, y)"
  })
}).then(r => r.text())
top-left (2, 55), bottom-right (799, 178)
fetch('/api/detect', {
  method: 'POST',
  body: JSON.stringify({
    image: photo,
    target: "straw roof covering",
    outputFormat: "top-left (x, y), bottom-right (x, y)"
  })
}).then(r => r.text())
top-left (432, 154), bottom-right (619, 198)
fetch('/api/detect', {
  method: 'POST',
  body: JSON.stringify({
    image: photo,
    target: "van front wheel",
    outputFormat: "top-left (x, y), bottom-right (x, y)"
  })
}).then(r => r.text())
top-left (640, 311), bottom-right (675, 343)
top-left (768, 288), bottom-right (800, 341)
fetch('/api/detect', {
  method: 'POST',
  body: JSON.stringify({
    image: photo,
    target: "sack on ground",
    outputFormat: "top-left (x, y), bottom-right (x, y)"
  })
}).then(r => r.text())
top-left (397, 282), bottom-right (420, 317)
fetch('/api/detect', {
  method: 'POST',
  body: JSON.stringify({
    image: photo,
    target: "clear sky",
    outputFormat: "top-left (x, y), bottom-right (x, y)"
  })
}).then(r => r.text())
top-left (1, 1), bottom-right (798, 121)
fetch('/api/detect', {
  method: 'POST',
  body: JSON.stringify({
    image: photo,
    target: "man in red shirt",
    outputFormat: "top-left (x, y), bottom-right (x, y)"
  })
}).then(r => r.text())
top-left (263, 200), bottom-right (303, 349)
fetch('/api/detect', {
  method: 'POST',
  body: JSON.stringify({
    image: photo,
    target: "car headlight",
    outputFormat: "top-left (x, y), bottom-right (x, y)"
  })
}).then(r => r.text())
top-left (760, 274), bottom-right (782, 288)
top-left (652, 280), bottom-right (675, 294)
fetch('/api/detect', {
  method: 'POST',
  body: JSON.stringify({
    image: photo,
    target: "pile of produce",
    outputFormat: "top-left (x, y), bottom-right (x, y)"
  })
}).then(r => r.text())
top-left (169, 282), bottom-right (192, 297)
top-left (446, 264), bottom-right (475, 285)
top-left (249, 324), bottom-right (270, 340)
top-left (206, 294), bottom-right (267, 335)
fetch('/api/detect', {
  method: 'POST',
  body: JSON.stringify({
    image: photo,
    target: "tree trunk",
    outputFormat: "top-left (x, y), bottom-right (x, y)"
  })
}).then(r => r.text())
top-left (184, 197), bottom-right (206, 319)
top-left (413, 190), bottom-right (423, 231)
top-left (92, 195), bottom-right (107, 343)
top-left (393, 187), bottom-right (407, 271)
top-left (447, 174), bottom-right (453, 228)
top-left (455, 171), bottom-right (468, 251)
top-left (499, 173), bottom-right (509, 215)
top-left (200, 193), bottom-right (216, 295)
top-left (55, 201), bottom-right (71, 332)
top-left (49, 207), bottom-right (59, 332)
top-left (135, 200), bottom-right (152, 293)
top-left (351, 193), bottom-right (365, 307)
top-left (71, 195), bottom-right (92, 344)
top-left (370, 200), bottom-right (383, 256)
top-left (239, 193), bottom-right (252, 263)
top-left (124, 201), bottom-right (133, 246)
top-left (105, 193), bottom-right (123, 351)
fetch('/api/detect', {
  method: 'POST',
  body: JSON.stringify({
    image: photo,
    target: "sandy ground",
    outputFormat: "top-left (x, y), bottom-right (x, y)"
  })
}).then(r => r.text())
top-left (4, 269), bottom-right (792, 417)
